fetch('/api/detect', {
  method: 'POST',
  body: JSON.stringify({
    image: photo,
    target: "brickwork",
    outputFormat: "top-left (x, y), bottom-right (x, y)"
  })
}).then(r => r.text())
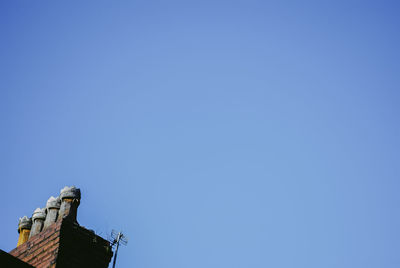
top-left (9, 219), bottom-right (112, 268)
top-left (10, 221), bottom-right (61, 268)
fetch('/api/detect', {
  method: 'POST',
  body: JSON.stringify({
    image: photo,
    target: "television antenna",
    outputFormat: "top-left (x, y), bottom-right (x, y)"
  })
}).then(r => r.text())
top-left (109, 230), bottom-right (128, 268)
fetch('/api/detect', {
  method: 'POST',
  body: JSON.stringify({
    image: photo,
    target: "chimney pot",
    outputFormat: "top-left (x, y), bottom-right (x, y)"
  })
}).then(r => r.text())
top-left (43, 196), bottom-right (61, 229)
top-left (59, 186), bottom-right (81, 223)
top-left (60, 186), bottom-right (81, 200)
top-left (29, 208), bottom-right (46, 238)
top-left (46, 196), bottom-right (61, 209)
top-left (32, 208), bottom-right (46, 221)
top-left (18, 216), bottom-right (32, 231)
top-left (17, 216), bottom-right (32, 247)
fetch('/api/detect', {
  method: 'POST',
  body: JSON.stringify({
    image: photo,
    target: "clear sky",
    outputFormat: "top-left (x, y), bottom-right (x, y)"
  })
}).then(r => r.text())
top-left (1, 1), bottom-right (399, 267)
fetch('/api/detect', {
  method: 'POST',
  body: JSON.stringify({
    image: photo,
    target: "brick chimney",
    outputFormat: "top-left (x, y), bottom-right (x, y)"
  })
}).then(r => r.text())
top-left (7, 186), bottom-right (113, 268)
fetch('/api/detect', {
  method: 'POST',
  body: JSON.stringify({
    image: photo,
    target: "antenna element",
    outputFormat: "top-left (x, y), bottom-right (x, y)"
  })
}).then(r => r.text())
top-left (109, 230), bottom-right (128, 268)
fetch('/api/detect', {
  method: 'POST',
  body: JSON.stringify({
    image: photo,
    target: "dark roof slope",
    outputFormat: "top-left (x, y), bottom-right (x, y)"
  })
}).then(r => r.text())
top-left (0, 249), bottom-right (34, 268)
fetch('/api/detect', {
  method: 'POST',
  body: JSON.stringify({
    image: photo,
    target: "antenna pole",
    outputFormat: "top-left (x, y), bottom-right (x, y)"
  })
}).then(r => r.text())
top-left (109, 230), bottom-right (127, 268)
top-left (112, 232), bottom-right (121, 268)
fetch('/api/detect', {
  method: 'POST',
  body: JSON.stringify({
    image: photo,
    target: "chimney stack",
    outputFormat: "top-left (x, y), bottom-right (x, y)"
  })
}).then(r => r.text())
top-left (8, 186), bottom-right (113, 268)
top-left (43, 196), bottom-right (61, 229)
top-left (29, 208), bottom-right (46, 239)
top-left (17, 216), bottom-right (31, 247)
top-left (58, 186), bottom-right (81, 222)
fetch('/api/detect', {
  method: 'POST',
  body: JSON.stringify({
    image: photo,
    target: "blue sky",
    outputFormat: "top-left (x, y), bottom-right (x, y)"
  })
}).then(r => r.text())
top-left (1, 1), bottom-right (399, 267)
